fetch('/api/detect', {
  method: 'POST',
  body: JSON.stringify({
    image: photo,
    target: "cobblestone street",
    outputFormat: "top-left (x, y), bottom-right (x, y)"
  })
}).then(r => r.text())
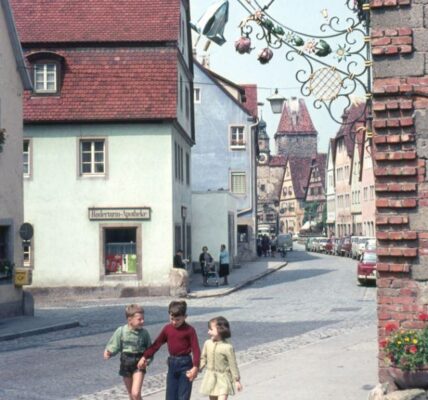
top-left (0, 245), bottom-right (377, 400)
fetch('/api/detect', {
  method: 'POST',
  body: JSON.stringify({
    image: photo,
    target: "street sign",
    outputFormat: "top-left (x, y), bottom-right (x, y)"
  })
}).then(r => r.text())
top-left (19, 223), bottom-right (34, 241)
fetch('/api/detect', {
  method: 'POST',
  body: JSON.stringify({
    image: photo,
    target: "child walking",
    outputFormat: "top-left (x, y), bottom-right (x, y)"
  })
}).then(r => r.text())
top-left (199, 316), bottom-right (242, 400)
top-left (137, 300), bottom-right (200, 400)
top-left (104, 304), bottom-right (152, 400)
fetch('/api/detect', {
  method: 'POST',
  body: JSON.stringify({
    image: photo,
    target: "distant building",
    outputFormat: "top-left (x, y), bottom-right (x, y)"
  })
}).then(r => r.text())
top-left (257, 97), bottom-right (318, 235)
top-left (0, 0), bottom-right (32, 316)
top-left (325, 139), bottom-right (336, 236)
top-left (192, 61), bottom-right (258, 261)
top-left (303, 154), bottom-right (327, 231)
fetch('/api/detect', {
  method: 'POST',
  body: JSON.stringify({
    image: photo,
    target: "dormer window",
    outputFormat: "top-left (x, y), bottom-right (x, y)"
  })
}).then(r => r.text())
top-left (34, 62), bottom-right (58, 93)
top-left (27, 52), bottom-right (64, 95)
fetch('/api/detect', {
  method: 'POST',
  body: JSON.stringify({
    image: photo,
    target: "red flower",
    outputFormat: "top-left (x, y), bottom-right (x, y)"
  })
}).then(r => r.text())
top-left (418, 313), bottom-right (428, 321)
top-left (409, 345), bottom-right (418, 354)
top-left (385, 322), bottom-right (398, 333)
top-left (379, 339), bottom-right (388, 348)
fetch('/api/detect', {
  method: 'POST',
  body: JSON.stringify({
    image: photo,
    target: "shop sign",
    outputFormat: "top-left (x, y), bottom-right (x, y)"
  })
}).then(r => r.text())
top-left (88, 207), bottom-right (151, 221)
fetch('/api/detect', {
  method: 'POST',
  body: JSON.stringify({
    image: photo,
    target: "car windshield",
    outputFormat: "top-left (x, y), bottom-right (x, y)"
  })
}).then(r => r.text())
top-left (363, 252), bottom-right (377, 263)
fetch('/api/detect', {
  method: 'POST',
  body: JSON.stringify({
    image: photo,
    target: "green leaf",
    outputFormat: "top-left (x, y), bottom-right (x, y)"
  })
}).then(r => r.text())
top-left (315, 40), bottom-right (332, 57)
top-left (293, 36), bottom-right (304, 46)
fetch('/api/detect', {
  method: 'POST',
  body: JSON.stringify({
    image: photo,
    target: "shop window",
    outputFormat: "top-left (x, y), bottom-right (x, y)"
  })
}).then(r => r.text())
top-left (238, 225), bottom-right (248, 243)
top-left (0, 226), bottom-right (12, 281)
top-left (104, 228), bottom-right (137, 275)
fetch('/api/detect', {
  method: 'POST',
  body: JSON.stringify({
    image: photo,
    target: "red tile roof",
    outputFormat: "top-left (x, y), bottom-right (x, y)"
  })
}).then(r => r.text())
top-left (288, 157), bottom-right (313, 199)
top-left (241, 84), bottom-right (258, 118)
top-left (335, 103), bottom-right (366, 157)
top-left (269, 154), bottom-right (287, 167)
top-left (10, 0), bottom-right (181, 43)
top-left (23, 48), bottom-right (178, 122)
top-left (276, 98), bottom-right (317, 135)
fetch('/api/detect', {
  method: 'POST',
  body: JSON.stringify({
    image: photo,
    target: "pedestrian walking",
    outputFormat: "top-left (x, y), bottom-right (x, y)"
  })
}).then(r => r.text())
top-left (219, 244), bottom-right (230, 285)
top-left (199, 316), bottom-right (242, 399)
top-left (261, 235), bottom-right (270, 257)
top-left (199, 246), bottom-right (214, 286)
top-left (137, 300), bottom-right (200, 400)
top-left (104, 304), bottom-right (152, 400)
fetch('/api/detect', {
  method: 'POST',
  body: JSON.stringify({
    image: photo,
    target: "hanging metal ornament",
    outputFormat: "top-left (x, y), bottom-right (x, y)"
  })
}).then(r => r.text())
top-left (235, 0), bottom-right (372, 127)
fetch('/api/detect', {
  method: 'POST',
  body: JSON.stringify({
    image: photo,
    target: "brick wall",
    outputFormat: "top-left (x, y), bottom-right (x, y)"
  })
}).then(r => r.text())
top-left (371, 0), bottom-right (428, 387)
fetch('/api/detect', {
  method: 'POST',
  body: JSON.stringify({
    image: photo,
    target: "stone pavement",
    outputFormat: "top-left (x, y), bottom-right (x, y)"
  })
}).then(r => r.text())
top-left (143, 325), bottom-right (378, 400)
top-left (0, 258), bottom-right (287, 341)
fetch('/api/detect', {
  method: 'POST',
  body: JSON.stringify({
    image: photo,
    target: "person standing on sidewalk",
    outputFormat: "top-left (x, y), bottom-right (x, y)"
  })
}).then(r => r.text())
top-left (199, 316), bottom-right (242, 399)
top-left (104, 304), bottom-right (152, 400)
top-left (137, 300), bottom-right (200, 400)
top-left (199, 246), bottom-right (214, 287)
top-left (219, 244), bottom-right (230, 285)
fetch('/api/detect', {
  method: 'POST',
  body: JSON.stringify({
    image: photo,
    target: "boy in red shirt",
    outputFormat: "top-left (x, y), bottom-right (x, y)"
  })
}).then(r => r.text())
top-left (138, 300), bottom-right (200, 400)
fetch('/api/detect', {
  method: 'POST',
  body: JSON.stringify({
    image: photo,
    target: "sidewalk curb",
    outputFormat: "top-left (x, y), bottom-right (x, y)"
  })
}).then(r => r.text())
top-left (187, 261), bottom-right (288, 299)
top-left (0, 320), bottom-right (80, 342)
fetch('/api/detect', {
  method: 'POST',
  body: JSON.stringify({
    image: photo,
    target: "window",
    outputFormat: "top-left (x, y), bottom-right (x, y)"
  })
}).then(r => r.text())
top-left (231, 172), bottom-right (246, 194)
top-left (364, 187), bottom-right (368, 201)
top-left (260, 184), bottom-right (265, 192)
top-left (179, 76), bottom-right (183, 111)
top-left (185, 87), bottom-right (190, 119)
top-left (238, 225), bottom-right (249, 243)
top-left (80, 139), bottom-right (105, 175)
top-left (104, 227), bottom-right (137, 275)
top-left (23, 139), bottom-right (31, 177)
top-left (370, 185), bottom-right (374, 200)
top-left (186, 153), bottom-right (190, 185)
top-left (230, 126), bottom-right (245, 148)
top-left (175, 142), bottom-right (184, 182)
top-left (194, 88), bottom-right (201, 103)
top-left (34, 62), bottom-right (58, 93)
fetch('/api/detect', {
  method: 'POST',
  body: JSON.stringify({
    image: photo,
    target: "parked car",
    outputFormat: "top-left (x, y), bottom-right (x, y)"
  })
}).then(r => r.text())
top-left (310, 237), bottom-right (320, 252)
top-left (305, 237), bottom-right (313, 251)
top-left (351, 236), bottom-right (361, 259)
top-left (356, 237), bottom-right (372, 259)
top-left (318, 238), bottom-right (329, 253)
top-left (365, 238), bottom-right (376, 253)
top-left (333, 237), bottom-right (342, 255)
top-left (357, 250), bottom-right (377, 285)
top-left (277, 233), bottom-right (293, 254)
top-left (340, 236), bottom-right (352, 257)
top-left (324, 238), bottom-right (334, 254)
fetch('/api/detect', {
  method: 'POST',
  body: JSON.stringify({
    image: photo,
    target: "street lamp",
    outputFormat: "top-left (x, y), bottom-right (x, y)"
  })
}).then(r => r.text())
top-left (266, 89), bottom-right (285, 114)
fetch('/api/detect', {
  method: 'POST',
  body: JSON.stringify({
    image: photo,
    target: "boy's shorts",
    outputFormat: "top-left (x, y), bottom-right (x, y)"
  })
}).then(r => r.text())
top-left (119, 353), bottom-right (146, 377)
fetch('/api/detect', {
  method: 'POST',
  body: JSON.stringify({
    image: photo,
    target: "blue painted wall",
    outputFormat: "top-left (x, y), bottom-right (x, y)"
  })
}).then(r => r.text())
top-left (192, 63), bottom-right (254, 212)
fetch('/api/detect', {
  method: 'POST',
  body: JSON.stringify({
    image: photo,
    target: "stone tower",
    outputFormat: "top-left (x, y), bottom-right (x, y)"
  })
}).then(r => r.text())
top-left (274, 97), bottom-right (318, 158)
top-left (257, 117), bottom-right (270, 165)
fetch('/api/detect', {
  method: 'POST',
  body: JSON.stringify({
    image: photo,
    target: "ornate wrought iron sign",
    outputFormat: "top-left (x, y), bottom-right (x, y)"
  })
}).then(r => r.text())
top-left (234, 0), bottom-right (372, 127)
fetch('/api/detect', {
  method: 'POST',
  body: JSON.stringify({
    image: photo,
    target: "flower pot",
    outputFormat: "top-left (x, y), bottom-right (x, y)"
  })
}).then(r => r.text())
top-left (388, 366), bottom-right (428, 390)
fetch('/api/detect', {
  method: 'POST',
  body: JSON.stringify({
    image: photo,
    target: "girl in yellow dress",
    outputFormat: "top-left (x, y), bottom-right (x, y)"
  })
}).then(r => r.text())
top-left (199, 316), bottom-right (243, 399)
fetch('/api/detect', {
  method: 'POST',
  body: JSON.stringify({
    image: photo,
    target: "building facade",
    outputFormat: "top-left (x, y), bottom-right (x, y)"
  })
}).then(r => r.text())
top-left (257, 98), bottom-right (318, 235)
top-left (325, 140), bottom-right (336, 236)
top-left (0, 0), bottom-right (32, 316)
top-left (192, 61), bottom-right (258, 261)
top-left (12, 0), bottom-right (194, 293)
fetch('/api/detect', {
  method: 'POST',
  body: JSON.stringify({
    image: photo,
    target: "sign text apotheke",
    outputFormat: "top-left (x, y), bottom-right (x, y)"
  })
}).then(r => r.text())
top-left (88, 207), bottom-right (151, 221)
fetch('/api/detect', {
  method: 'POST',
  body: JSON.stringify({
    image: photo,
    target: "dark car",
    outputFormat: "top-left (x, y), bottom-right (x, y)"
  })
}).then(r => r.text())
top-left (324, 238), bottom-right (333, 254)
top-left (357, 250), bottom-right (377, 285)
top-left (340, 236), bottom-right (352, 257)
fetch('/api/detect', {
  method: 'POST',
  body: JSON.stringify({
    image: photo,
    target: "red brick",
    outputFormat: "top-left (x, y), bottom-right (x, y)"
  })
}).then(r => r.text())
top-left (397, 28), bottom-right (412, 36)
top-left (373, 135), bottom-right (387, 144)
top-left (387, 119), bottom-right (400, 128)
top-left (399, 100), bottom-right (413, 109)
top-left (399, 84), bottom-right (414, 93)
top-left (419, 233), bottom-right (428, 239)
top-left (387, 135), bottom-right (402, 144)
top-left (399, 45), bottom-right (413, 54)
top-left (372, 29), bottom-right (384, 38)
top-left (385, 28), bottom-right (398, 36)
top-left (376, 199), bottom-right (389, 207)
top-left (402, 198), bottom-right (417, 207)
top-left (373, 37), bottom-right (392, 46)
top-left (400, 117), bottom-right (414, 127)
top-left (385, 46), bottom-right (399, 55)
top-left (373, 102), bottom-right (387, 111)
top-left (374, 119), bottom-right (387, 129)
top-left (392, 36), bottom-right (412, 46)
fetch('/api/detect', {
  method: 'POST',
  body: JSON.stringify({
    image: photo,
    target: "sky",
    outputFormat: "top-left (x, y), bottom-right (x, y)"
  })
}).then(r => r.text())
top-left (189, 0), bottom-right (366, 153)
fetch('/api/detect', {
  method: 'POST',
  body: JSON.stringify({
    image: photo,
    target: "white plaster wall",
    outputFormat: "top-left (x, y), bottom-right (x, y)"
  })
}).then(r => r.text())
top-left (24, 124), bottom-right (175, 287)
top-left (191, 192), bottom-right (237, 261)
